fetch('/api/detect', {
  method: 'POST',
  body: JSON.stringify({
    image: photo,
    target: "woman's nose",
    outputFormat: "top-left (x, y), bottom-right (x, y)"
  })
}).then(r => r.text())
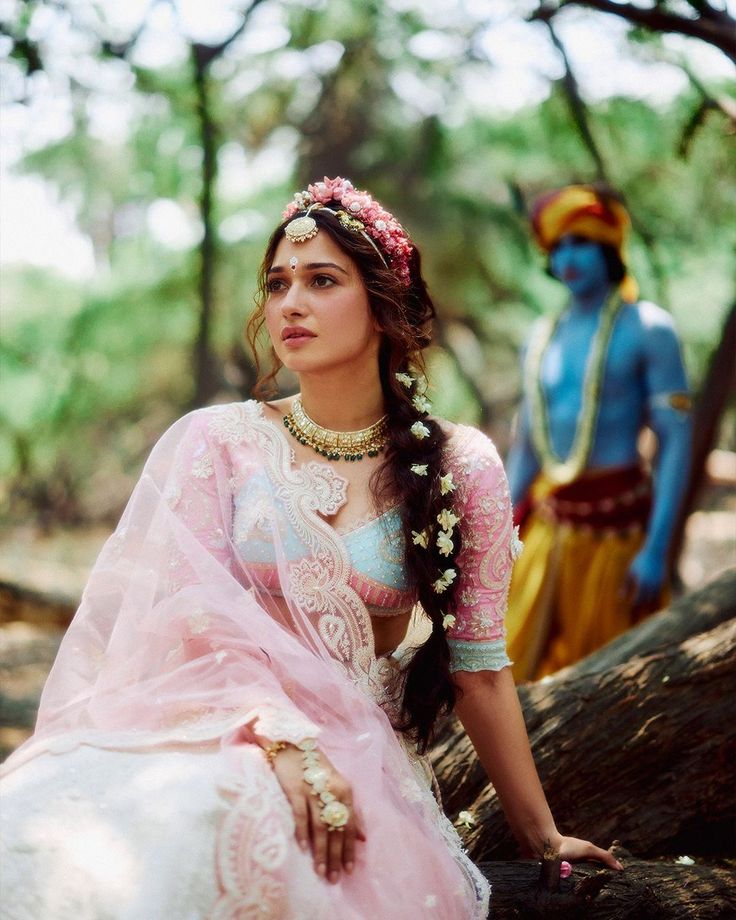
top-left (280, 283), bottom-right (307, 316)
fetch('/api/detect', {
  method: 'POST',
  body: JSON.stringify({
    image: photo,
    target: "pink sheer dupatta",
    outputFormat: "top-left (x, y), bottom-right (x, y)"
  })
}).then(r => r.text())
top-left (3, 401), bottom-right (489, 919)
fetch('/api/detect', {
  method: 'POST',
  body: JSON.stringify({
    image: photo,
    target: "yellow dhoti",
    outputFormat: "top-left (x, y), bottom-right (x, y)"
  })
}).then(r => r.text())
top-left (506, 466), bottom-right (666, 682)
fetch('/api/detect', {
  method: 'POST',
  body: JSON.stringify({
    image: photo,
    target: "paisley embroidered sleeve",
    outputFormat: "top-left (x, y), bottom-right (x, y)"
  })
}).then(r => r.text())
top-left (445, 429), bottom-right (515, 673)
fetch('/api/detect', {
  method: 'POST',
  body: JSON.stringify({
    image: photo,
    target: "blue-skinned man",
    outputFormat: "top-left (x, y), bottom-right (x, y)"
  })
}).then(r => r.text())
top-left (505, 185), bottom-right (692, 681)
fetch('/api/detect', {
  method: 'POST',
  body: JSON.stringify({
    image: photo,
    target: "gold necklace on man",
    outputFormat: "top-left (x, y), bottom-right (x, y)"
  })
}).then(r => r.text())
top-left (283, 396), bottom-right (389, 461)
top-left (526, 290), bottom-right (622, 485)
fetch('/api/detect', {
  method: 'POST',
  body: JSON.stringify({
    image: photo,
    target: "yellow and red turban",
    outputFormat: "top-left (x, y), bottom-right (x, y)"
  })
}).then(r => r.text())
top-left (531, 185), bottom-right (638, 303)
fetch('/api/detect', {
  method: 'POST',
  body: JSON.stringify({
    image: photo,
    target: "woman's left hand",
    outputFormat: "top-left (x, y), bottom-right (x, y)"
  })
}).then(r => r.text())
top-left (553, 833), bottom-right (623, 870)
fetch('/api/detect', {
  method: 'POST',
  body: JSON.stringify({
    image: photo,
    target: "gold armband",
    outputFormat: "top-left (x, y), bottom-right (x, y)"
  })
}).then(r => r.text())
top-left (649, 391), bottom-right (692, 414)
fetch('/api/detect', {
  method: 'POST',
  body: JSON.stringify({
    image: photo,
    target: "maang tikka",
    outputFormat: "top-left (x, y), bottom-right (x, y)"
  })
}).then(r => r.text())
top-left (281, 178), bottom-right (414, 284)
top-left (284, 206), bottom-right (319, 244)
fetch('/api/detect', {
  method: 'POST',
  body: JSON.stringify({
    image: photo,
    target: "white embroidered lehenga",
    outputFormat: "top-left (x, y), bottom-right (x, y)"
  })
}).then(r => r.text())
top-left (0, 401), bottom-right (515, 919)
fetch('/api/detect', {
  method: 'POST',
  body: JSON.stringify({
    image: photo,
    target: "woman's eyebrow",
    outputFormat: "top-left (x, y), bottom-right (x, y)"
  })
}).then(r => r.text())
top-left (268, 261), bottom-right (349, 276)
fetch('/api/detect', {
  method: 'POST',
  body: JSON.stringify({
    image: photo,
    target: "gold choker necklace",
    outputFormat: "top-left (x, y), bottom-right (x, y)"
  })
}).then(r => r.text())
top-left (283, 396), bottom-right (388, 461)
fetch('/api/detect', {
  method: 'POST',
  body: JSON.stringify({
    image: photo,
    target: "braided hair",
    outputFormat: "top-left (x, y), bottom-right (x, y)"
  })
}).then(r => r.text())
top-left (247, 207), bottom-right (462, 753)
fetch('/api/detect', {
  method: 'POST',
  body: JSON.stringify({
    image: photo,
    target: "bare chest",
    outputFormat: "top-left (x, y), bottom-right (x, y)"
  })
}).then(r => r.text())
top-left (539, 316), bottom-right (641, 404)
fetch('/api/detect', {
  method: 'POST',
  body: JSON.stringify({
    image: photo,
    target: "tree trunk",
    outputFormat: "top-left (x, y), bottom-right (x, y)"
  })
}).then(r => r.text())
top-left (480, 846), bottom-right (736, 919)
top-left (433, 571), bottom-right (736, 860)
top-left (433, 569), bottom-right (736, 816)
top-left (191, 48), bottom-right (219, 408)
top-left (670, 302), bottom-right (736, 575)
top-left (187, 3), bottom-right (268, 407)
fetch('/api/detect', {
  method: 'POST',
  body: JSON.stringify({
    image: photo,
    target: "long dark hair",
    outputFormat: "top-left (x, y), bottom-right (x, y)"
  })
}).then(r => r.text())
top-left (247, 206), bottom-right (461, 753)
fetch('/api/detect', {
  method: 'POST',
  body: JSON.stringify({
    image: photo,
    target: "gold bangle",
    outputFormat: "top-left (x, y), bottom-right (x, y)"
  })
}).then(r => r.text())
top-left (264, 741), bottom-right (288, 762)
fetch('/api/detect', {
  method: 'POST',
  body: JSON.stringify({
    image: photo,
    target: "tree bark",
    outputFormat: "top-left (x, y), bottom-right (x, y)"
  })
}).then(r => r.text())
top-left (480, 845), bottom-right (736, 919)
top-left (0, 622), bottom-right (64, 760)
top-left (188, 1), bottom-right (266, 408)
top-left (191, 48), bottom-right (219, 408)
top-left (0, 580), bottom-right (75, 628)
top-left (670, 303), bottom-right (736, 575)
top-left (433, 570), bottom-right (736, 859)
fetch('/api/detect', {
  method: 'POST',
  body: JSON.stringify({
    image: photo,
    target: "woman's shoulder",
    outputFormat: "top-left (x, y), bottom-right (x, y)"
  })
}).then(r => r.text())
top-left (159, 400), bottom-right (267, 447)
top-left (436, 419), bottom-right (505, 478)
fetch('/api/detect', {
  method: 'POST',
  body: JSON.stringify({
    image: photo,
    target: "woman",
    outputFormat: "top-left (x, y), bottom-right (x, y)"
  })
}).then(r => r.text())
top-left (1, 177), bottom-right (620, 919)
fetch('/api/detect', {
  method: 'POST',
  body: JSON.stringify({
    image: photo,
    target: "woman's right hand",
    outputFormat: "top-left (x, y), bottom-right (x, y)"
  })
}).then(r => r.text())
top-left (270, 744), bottom-right (366, 883)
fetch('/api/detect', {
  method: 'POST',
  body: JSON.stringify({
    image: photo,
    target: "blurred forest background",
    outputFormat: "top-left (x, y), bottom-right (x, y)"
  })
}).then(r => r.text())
top-left (0, 0), bottom-right (734, 601)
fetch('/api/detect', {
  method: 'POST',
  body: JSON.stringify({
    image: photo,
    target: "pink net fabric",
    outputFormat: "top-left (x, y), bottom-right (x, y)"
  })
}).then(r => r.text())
top-left (2, 401), bottom-right (491, 919)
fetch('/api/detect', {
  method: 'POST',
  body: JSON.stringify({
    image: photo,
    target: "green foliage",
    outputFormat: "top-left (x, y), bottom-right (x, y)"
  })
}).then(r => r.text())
top-left (1, 0), bottom-right (734, 523)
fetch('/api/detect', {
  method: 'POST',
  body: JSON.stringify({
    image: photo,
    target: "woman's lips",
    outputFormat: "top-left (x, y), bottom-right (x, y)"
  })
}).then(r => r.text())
top-left (282, 326), bottom-right (316, 347)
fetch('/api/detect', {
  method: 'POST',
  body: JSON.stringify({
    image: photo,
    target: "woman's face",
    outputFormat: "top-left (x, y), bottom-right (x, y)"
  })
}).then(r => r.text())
top-left (264, 230), bottom-right (382, 378)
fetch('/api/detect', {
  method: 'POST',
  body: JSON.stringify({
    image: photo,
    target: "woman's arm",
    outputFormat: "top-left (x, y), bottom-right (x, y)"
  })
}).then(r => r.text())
top-left (446, 428), bottom-right (621, 869)
top-left (454, 666), bottom-right (622, 869)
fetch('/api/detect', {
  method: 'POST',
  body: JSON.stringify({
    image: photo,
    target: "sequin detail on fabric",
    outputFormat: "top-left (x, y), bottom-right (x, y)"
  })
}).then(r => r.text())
top-left (443, 426), bottom-right (515, 672)
top-left (213, 748), bottom-right (294, 919)
top-left (447, 638), bottom-right (510, 673)
top-left (211, 402), bottom-right (375, 688)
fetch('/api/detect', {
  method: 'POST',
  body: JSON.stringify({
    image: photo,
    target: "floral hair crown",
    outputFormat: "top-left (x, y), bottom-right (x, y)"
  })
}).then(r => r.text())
top-left (282, 177), bottom-right (414, 286)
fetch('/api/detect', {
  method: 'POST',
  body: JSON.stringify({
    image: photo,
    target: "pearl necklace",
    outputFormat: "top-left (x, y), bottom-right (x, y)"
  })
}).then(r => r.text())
top-left (283, 396), bottom-right (389, 461)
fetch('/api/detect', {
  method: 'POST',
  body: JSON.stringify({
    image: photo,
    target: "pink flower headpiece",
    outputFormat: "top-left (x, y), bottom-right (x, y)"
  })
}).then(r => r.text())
top-left (282, 177), bottom-right (414, 286)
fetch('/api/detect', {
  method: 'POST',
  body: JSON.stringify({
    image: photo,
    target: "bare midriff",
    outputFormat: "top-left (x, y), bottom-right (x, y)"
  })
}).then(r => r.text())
top-left (258, 593), bottom-right (413, 660)
top-left (370, 610), bottom-right (412, 658)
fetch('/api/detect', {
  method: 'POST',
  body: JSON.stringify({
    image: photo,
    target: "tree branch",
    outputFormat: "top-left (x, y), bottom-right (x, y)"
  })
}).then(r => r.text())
top-left (537, 12), bottom-right (608, 180)
top-left (536, 0), bottom-right (736, 63)
top-left (192, 0), bottom-right (268, 69)
top-left (677, 60), bottom-right (736, 156)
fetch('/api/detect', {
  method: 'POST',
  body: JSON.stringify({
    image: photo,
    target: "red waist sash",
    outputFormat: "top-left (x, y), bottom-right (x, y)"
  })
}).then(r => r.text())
top-left (537, 465), bottom-right (652, 531)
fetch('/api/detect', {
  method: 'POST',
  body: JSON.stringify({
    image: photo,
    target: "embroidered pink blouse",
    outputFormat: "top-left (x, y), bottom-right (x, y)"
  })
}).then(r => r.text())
top-left (169, 403), bottom-right (514, 674)
top-left (444, 425), bottom-right (516, 672)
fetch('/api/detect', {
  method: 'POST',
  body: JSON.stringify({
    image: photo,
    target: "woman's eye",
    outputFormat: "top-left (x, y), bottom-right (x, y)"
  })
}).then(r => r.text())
top-left (267, 278), bottom-right (286, 293)
top-left (312, 274), bottom-right (336, 288)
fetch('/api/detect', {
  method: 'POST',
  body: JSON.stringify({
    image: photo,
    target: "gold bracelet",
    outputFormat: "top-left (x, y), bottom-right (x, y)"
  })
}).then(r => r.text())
top-left (264, 740), bottom-right (288, 762)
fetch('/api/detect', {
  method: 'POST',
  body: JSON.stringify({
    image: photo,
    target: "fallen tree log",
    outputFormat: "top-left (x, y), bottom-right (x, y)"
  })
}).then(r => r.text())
top-left (566, 567), bottom-right (736, 679)
top-left (433, 569), bottom-right (736, 826)
top-left (432, 571), bottom-right (736, 860)
top-left (0, 622), bottom-right (64, 760)
top-left (480, 846), bottom-right (736, 919)
top-left (0, 579), bottom-right (76, 628)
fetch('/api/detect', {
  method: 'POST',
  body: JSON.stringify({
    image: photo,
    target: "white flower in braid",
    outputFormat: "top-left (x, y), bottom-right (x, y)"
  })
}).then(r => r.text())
top-left (411, 421), bottom-right (430, 440)
top-left (412, 394), bottom-right (432, 415)
top-left (432, 568), bottom-right (457, 593)
top-left (436, 529), bottom-right (454, 557)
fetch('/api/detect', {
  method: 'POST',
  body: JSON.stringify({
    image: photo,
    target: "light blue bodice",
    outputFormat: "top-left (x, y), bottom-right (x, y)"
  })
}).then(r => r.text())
top-left (232, 471), bottom-right (412, 612)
